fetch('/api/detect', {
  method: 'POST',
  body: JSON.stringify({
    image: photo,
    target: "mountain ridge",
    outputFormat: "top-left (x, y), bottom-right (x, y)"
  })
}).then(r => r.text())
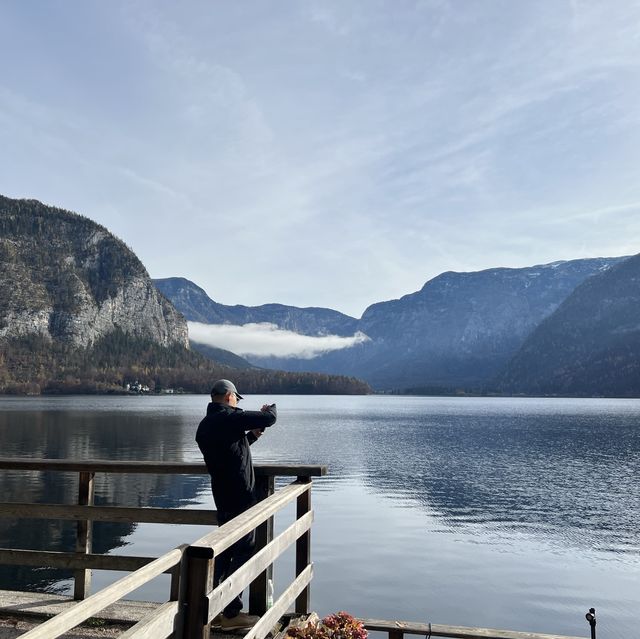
top-left (153, 276), bottom-right (358, 336)
top-left (0, 195), bottom-right (371, 395)
top-left (497, 252), bottom-right (640, 396)
top-left (158, 256), bottom-right (629, 391)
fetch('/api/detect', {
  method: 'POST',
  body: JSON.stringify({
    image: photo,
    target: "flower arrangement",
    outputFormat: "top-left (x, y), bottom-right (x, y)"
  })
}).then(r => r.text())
top-left (286, 612), bottom-right (368, 639)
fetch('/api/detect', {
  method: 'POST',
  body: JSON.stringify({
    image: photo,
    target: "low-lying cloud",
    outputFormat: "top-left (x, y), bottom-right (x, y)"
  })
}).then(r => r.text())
top-left (188, 322), bottom-right (370, 359)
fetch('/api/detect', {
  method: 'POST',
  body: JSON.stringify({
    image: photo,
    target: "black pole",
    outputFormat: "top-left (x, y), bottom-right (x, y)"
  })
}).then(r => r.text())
top-left (585, 608), bottom-right (596, 639)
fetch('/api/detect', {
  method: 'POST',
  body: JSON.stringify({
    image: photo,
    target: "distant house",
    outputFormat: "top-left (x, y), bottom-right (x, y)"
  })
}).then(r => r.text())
top-left (125, 380), bottom-right (150, 394)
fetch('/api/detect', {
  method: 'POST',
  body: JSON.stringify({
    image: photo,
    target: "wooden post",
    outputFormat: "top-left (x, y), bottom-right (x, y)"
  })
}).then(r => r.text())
top-left (73, 471), bottom-right (95, 600)
top-left (182, 546), bottom-right (214, 639)
top-left (295, 477), bottom-right (311, 614)
top-left (169, 564), bottom-right (182, 602)
top-left (169, 544), bottom-right (189, 639)
top-left (249, 473), bottom-right (275, 615)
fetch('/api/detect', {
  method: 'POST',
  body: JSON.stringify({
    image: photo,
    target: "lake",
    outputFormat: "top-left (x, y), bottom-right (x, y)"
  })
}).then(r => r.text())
top-left (0, 395), bottom-right (638, 638)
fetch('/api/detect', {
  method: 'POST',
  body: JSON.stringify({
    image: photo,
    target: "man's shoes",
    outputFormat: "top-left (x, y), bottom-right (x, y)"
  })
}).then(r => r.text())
top-left (219, 612), bottom-right (260, 631)
top-left (211, 614), bottom-right (223, 629)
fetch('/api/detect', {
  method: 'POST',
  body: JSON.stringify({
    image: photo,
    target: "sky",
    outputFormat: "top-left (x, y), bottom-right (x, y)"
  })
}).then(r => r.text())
top-left (1, 0), bottom-right (640, 319)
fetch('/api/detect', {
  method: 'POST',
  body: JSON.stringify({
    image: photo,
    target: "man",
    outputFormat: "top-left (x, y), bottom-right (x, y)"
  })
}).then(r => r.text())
top-left (195, 379), bottom-right (277, 630)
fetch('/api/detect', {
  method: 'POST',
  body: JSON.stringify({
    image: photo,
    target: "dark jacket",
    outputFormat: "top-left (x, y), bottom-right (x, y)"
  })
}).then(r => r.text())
top-left (195, 402), bottom-right (277, 514)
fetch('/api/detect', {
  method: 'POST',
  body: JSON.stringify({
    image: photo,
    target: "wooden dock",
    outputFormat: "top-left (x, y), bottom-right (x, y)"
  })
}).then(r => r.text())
top-left (0, 459), bottom-right (322, 639)
top-left (0, 459), bottom-right (593, 639)
top-left (0, 590), bottom-right (157, 625)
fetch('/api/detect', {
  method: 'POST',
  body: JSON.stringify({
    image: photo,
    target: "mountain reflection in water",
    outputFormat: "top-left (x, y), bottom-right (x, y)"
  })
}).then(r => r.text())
top-left (0, 395), bottom-right (638, 639)
top-left (358, 407), bottom-right (640, 555)
top-left (257, 396), bottom-right (640, 556)
top-left (0, 402), bottom-right (209, 592)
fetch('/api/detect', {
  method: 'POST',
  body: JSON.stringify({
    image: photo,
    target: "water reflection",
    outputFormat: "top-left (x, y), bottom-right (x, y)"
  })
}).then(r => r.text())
top-left (355, 403), bottom-right (640, 555)
top-left (0, 404), bottom-right (209, 592)
top-left (0, 395), bottom-right (639, 638)
top-left (256, 396), bottom-right (640, 556)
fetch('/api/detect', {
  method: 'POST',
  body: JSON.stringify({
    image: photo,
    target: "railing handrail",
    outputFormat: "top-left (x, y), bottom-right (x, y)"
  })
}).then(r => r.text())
top-left (0, 459), bottom-right (319, 639)
top-left (16, 546), bottom-right (185, 639)
top-left (6, 478), bottom-right (316, 639)
top-left (181, 477), bottom-right (314, 638)
top-left (191, 479), bottom-right (310, 554)
top-left (0, 457), bottom-right (326, 476)
top-left (360, 618), bottom-right (588, 639)
top-left (206, 510), bottom-right (314, 621)
top-left (0, 502), bottom-right (218, 525)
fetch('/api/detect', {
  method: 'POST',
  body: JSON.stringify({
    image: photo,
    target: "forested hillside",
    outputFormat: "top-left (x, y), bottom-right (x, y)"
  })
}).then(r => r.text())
top-left (497, 252), bottom-right (640, 396)
top-left (0, 196), bottom-right (370, 395)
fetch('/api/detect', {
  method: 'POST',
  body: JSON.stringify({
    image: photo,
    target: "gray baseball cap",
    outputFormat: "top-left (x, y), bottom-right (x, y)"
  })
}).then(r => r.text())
top-left (211, 379), bottom-right (243, 400)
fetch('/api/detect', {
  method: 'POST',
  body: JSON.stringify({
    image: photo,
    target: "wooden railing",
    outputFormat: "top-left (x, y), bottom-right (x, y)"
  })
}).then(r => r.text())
top-left (0, 459), bottom-right (592, 639)
top-left (0, 458), bottom-right (326, 639)
top-left (360, 617), bottom-right (589, 639)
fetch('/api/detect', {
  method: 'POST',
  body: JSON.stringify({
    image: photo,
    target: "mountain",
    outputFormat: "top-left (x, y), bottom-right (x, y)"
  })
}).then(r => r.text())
top-left (188, 341), bottom-right (254, 369)
top-left (497, 253), bottom-right (640, 396)
top-left (158, 258), bottom-right (627, 391)
top-left (0, 196), bottom-right (370, 395)
top-left (334, 257), bottom-right (628, 390)
top-left (153, 277), bottom-right (358, 336)
top-left (0, 195), bottom-right (188, 348)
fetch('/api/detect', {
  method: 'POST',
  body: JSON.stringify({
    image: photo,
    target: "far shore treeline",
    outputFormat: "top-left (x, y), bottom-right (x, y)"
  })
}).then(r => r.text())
top-left (0, 331), bottom-right (371, 396)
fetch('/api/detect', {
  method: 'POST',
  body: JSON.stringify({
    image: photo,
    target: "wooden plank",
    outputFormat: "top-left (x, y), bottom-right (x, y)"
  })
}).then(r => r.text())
top-left (0, 458), bottom-right (326, 477)
top-left (360, 620), bottom-right (438, 633)
top-left (359, 619), bottom-right (587, 639)
top-left (169, 545), bottom-right (189, 639)
top-left (295, 477), bottom-right (311, 614)
top-left (74, 471), bottom-right (95, 600)
top-left (183, 548), bottom-right (213, 639)
top-left (0, 459), bottom-right (206, 474)
top-left (16, 547), bottom-right (183, 639)
top-left (0, 589), bottom-right (159, 624)
top-left (0, 503), bottom-right (218, 525)
top-left (250, 474), bottom-right (275, 616)
top-left (255, 465), bottom-right (326, 477)
top-left (243, 564), bottom-right (313, 639)
top-left (169, 558), bottom-right (188, 639)
top-left (118, 601), bottom-right (180, 639)
top-left (191, 480), bottom-right (311, 555)
top-left (0, 548), bottom-right (169, 572)
top-left (208, 510), bottom-right (314, 623)
top-left (425, 627), bottom-right (587, 639)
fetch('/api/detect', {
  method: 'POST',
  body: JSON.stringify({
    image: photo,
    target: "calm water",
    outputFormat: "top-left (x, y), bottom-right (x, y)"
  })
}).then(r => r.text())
top-left (0, 395), bottom-right (638, 638)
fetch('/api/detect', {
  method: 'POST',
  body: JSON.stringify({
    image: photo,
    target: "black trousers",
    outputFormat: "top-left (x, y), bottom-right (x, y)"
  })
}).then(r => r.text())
top-left (214, 507), bottom-right (256, 618)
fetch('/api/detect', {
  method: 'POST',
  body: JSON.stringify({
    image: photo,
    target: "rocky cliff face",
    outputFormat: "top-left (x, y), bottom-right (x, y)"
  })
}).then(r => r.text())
top-left (0, 196), bottom-right (188, 348)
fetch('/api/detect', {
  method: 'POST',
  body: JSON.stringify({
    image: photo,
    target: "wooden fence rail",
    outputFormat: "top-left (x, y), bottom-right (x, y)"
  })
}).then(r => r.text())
top-left (360, 618), bottom-right (588, 639)
top-left (0, 458), bottom-right (326, 639)
top-left (0, 459), bottom-right (590, 639)
top-left (17, 547), bottom-right (185, 639)
top-left (182, 480), bottom-right (312, 636)
top-left (0, 458), bottom-right (324, 603)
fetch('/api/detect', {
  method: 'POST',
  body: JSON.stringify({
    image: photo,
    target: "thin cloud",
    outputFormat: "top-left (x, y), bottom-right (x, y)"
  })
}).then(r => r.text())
top-left (2, 1), bottom-right (639, 316)
top-left (188, 322), bottom-right (370, 359)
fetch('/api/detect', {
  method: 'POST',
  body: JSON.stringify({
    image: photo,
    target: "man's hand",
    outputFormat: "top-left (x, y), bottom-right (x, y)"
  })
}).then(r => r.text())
top-left (251, 429), bottom-right (263, 439)
top-left (260, 404), bottom-right (273, 412)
